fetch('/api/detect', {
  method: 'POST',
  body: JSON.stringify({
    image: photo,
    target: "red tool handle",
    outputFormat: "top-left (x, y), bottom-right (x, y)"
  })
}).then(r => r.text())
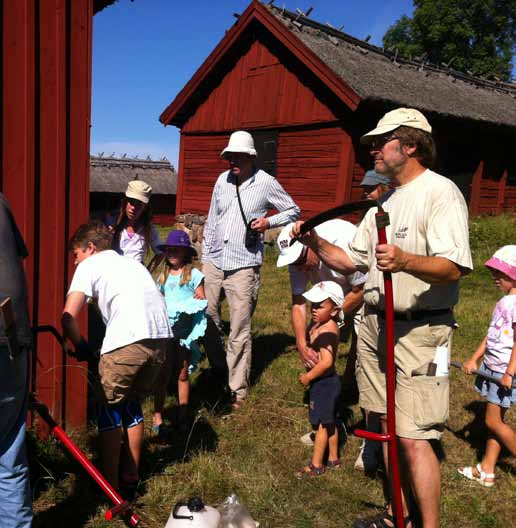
top-left (31, 399), bottom-right (139, 526)
top-left (354, 210), bottom-right (404, 528)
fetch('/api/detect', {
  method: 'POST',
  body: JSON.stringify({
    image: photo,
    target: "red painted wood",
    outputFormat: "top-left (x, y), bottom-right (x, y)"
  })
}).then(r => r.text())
top-left (496, 170), bottom-right (507, 214)
top-left (65, 0), bottom-right (93, 428)
top-left (2, 0), bottom-right (36, 314)
top-left (469, 161), bottom-right (484, 215)
top-left (160, 0), bottom-right (359, 128)
top-left (1, 0), bottom-right (93, 429)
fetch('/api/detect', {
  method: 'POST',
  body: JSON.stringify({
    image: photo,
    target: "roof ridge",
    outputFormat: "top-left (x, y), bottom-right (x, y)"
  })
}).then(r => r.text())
top-left (268, 3), bottom-right (516, 96)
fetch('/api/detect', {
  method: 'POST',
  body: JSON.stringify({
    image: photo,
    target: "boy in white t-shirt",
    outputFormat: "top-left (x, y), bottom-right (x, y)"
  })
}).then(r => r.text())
top-left (62, 221), bottom-right (171, 491)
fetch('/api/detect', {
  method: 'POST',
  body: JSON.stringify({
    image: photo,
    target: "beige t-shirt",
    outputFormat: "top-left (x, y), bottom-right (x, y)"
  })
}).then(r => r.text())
top-left (347, 169), bottom-right (473, 312)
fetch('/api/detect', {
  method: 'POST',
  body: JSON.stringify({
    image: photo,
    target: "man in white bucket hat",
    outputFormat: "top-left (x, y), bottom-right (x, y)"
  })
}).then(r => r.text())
top-left (291, 108), bottom-right (473, 528)
top-left (202, 130), bottom-right (300, 409)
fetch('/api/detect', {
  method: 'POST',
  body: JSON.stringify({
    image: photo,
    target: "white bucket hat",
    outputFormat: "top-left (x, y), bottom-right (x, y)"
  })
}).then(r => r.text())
top-left (276, 223), bottom-right (304, 267)
top-left (361, 108), bottom-right (432, 143)
top-left (485, 245), bottom-right (516, 281)
top-left (126, 180), bottom-right (152, 204)
top-left (303, 281), bottom-right (345, 320)
top-left (220, 130), bottom-right (257, 158)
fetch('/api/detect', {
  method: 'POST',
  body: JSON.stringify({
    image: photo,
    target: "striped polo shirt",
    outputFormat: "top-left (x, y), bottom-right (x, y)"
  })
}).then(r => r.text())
top-left (202, 169), bottom-right (300, 271)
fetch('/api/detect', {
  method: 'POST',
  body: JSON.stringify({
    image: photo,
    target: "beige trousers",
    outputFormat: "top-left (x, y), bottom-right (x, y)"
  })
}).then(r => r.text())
top-left (203, 261), bottom-right (260, 400)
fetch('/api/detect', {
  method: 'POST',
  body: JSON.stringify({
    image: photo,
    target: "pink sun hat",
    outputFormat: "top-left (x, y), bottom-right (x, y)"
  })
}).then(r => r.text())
top-left (485, 245), bottom-right (516, 280)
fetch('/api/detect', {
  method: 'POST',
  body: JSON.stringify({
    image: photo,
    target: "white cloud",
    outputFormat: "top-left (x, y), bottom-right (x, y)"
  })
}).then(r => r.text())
top-left (90, 140), bottom-right (179, 168)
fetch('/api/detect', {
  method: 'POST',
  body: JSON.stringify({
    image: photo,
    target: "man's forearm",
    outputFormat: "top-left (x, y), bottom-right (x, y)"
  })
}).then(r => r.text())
top-left (292, 304), bottom-right (307, 349)
top-left (309, 237), bottom-right (357, 275)
top-left (342, 288), bottom-right (364, 314)
top-left (403, 254), bottom-right (463, 283)
top-left (61, 312), bottom-right (83, 345)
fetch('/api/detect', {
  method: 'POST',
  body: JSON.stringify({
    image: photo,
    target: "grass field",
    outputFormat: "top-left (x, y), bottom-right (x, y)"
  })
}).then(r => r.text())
top-left (31, 215), bottom-right (516, 527)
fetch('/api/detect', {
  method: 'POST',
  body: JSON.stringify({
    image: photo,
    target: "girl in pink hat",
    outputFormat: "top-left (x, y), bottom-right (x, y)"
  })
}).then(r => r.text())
top-left (458, 245), bottom-right (516, 487)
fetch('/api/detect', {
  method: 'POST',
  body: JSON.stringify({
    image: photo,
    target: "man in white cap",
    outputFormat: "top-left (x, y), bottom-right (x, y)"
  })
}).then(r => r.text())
top-left (276, 219), bottom-right (366, 382)
top-left (202, 130), bottom-right (300, 409)
top-left (291, 108), bottom-right (473, 528)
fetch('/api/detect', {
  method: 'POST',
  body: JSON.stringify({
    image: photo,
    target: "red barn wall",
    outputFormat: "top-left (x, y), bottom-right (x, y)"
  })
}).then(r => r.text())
top-left (1, 0), bottom-right (92, 429)
top-left (182, 38), bottom-right (338, 133)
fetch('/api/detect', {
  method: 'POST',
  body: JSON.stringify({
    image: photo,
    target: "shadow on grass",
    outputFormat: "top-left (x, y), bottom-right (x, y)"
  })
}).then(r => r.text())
top-left (250, 331), bottom-right (295, 386)
top-left (447, 401), bottom-right (516, 475)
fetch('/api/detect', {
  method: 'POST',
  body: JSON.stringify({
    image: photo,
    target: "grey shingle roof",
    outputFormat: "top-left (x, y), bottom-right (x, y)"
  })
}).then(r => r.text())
top-left (270, 5), bottom-right (516, 128)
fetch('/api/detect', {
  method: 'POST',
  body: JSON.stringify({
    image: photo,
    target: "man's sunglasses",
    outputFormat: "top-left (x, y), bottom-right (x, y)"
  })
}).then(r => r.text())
top-left (369, 135), bottom-right (399, 150)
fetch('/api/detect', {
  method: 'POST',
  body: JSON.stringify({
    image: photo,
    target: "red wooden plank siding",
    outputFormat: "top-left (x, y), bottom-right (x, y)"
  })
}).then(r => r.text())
top-left (275, 128), bottom-right (345, 219)
top-left (2, 0), bottom-right (36, 311)
top-left (182, 38), bottom-right (337, 133)
top-left (1, 0), bottom-right (92, 429)
top-left (66, 0), bottom-right (93, 428)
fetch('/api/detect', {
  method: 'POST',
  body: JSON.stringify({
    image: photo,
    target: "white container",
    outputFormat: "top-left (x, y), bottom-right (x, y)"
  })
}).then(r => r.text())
top-left (165, 497), bottom-right (221, 528)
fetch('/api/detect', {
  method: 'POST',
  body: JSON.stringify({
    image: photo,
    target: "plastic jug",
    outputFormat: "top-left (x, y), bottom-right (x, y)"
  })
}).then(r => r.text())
top-left (165, 497), bottom-right (221, 528)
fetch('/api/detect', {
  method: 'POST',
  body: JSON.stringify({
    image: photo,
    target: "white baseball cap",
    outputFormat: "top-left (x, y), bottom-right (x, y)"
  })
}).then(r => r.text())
top-left (303, 281), bottom-right (345, 315)
top-left (125, 180), bottom-right (152, 204)
top-left (485, 245), bottom-right (516, 281)
top-left (276, 223), bottom-right (304, 267)
top-left (220, 130), bottom-right (257, 158)
top-left (361, 108), bottom-right (432, 144)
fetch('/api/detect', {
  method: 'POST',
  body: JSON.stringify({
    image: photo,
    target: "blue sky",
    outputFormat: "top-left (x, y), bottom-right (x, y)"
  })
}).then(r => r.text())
top-left (91, 0), bottom-right (415, 168)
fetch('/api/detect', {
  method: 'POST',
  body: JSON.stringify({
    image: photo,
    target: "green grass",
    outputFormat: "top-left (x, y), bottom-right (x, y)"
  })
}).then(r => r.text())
top-left (32, 215), bottom-right (516, 527)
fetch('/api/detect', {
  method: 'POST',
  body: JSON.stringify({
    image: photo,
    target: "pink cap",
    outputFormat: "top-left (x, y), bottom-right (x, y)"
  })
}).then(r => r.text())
top-left (485, 245), bottom-right (516, 281)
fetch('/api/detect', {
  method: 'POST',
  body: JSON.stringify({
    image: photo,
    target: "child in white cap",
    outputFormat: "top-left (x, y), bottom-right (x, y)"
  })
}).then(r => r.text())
top-left (296, 280), bottom-right (344, 477)
top-left (112, 180), bottom-right (163, 264)
top-left (458, 245), bottom-right (516, 487)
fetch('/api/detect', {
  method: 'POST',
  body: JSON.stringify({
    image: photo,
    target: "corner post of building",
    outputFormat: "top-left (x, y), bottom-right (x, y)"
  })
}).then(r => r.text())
top-left (496, 169), bottom-right (507, 214)
top-left (469, 160), bottom-right (484, 215)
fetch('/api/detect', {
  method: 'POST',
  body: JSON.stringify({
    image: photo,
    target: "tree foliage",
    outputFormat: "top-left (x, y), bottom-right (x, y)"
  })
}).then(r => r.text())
top-left (383, 0), bottom-right (516, 80)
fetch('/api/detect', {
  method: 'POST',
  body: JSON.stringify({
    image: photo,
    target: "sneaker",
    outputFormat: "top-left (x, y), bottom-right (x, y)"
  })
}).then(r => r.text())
top-left (300, 431), bottom-right (316, 446)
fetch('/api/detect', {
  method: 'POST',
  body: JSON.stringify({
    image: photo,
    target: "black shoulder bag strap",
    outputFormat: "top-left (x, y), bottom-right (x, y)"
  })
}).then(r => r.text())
top-left (235, 174), bottom-right (250, 228)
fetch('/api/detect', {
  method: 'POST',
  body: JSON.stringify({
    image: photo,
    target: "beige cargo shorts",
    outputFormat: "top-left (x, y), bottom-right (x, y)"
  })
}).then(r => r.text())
top-left (356, 309), bottom-right (453, 440)
top-left (99, 338), bottom-right (167, 405)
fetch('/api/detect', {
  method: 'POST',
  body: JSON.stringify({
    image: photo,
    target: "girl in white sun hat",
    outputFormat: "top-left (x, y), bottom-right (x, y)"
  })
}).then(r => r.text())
top-left (458, 245), bottom-right (516, 487)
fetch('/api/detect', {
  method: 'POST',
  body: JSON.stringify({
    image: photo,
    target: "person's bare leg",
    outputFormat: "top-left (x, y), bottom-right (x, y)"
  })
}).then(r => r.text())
top-left (310, 424), bottom-right (328, 469)
top-left (400, 437), bottom-right (440, 528)
top-left (379, 415), bottom-right (412, 525)
top-left (98, 428), bottom-right (122, 489)
top-left (327, 424), bottom-right (339, 463)
top-left (153, 390), bottom-right (166, 427)
top-left (120, 422), bottom-right (144, 480)
top-left (177, 360), bottom-right (190, 426)
top-left (485, 404), bottom-right (516, 456)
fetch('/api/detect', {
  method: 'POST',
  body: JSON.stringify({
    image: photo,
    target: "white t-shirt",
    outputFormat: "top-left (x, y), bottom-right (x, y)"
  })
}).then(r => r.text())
top-left (116, 224), bottom-right (163, 263)
top-left (347, 169), bottom-right (473, 312)
top-left (485, 294), bottom-right (516, 374)
top-left (68, 250), bottom-right (171, 354)
top-left (289, 219), bottom-right (367, 296)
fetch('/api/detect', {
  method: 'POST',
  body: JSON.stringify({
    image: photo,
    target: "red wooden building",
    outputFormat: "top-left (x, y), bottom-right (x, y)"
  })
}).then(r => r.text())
top-left (1, 0), bottom-right (116, 429)
top-left (160, 0), bottom-right (516, 219)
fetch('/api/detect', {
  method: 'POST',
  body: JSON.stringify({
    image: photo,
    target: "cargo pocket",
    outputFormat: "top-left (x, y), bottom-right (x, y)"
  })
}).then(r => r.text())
top-left (412, 375), bottom-right (449, 429)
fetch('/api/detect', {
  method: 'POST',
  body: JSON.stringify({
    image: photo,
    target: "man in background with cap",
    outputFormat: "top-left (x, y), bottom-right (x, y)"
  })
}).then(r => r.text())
top-left (292, 108), bottom-right (473, 528)
top-left (276, 219), bottom-right (366, 388)
top-left (202, 130), bottom-right (300, 409)
top-left (359, 169), bottom-right (390, 202)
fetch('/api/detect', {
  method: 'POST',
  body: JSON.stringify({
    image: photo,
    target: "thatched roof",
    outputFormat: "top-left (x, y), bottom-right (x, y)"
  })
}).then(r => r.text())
top-left (90, 155), bottom-right (177, 195)
top-left (269, 4), bottom-right (516, 129)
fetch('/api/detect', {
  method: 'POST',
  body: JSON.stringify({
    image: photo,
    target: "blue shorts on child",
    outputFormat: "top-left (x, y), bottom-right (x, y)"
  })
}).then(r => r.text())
top-left (475, 362), bottom-right (516, 408)
top-left (309, 373), bottom-right (341, 426)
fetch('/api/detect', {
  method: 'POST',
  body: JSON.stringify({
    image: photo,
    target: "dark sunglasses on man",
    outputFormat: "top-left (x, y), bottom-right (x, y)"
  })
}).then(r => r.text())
top-left (369, 134), bottom-right (399, 151)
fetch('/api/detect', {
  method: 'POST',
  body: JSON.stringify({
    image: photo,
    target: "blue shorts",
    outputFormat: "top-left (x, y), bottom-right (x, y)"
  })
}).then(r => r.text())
top-left (97, 400), bottom-right (144, 432)
top-left (309, 373), bottom-right (341, 426)
top-left (475, 362), bottom-right (516, 409)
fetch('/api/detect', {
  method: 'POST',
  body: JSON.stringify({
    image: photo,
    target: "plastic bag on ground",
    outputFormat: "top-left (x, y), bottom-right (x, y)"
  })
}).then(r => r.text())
top-left (217, 494), bottom-right (259, 528)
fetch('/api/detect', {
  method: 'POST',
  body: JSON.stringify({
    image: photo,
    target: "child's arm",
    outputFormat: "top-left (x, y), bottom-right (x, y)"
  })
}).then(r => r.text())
top-left (193, 280), bottom-right (205, 300)
top-left (299, 332), bottom-right (336, 387)
top-left (500, 322), bottom-right (516, 390)
top-left (463, 336), bottom-right (487, 374)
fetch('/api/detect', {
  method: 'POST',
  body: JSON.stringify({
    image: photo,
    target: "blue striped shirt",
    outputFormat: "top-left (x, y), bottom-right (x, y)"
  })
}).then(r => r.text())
top-left (202, 169), bottom-right (300, 271)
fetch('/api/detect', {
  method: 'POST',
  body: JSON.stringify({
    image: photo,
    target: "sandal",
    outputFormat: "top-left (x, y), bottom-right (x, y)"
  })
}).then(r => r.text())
top-left (458, 463), bottom-right (495, 487)
top-left (353, 510), bottom-right (412, 528)
top-left (326, 459), bottom-right (342, 469)
top-left (295, 462), bottom-right (325, 479)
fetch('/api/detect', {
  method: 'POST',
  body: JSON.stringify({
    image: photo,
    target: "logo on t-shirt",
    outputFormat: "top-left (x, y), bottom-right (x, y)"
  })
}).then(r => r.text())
top-left (395, 226), bottom-right (409, 239)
